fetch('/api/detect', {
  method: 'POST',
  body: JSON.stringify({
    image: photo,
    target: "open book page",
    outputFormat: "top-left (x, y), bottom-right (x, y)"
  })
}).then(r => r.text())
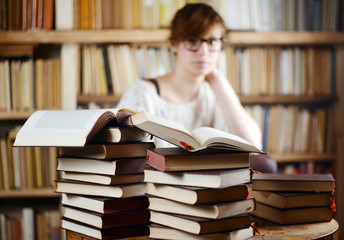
top-left (130, 111), bottom-right (200, 149)
top-left (192, 127), bottom-right (262, 152)
top-left (14, 108), bottom-right (135, 147)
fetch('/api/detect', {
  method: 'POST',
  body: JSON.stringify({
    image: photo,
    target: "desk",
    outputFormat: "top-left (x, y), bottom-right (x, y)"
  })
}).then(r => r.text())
top-left (250, 219), bottom-right (339, 240)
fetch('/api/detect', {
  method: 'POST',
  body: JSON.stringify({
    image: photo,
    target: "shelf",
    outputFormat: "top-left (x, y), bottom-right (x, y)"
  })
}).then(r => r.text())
top-left (0, 188), bottom-right (59, 198)
top-left (270, 153), bottom-right (336, 163)
top-left (239, 95), bottom-right (338, 105)
top-left (1, 30), bottom-right (344, 45)
top-left (0, 111), bottom-right (35, 121)
top-left (78, 94), bottom-right (121, 104)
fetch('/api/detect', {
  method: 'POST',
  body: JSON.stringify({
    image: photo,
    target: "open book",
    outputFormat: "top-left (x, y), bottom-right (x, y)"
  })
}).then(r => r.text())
top-left (131, 111), bottom-right (262, 152)
top-left (14, 108), bottom-right (261, 153)
top-left (14, 108), bottom-right (135, 147)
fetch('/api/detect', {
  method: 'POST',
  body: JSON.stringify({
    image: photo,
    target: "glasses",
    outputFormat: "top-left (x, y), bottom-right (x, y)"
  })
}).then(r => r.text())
top-left (182, 37), bottom-right (226, 52)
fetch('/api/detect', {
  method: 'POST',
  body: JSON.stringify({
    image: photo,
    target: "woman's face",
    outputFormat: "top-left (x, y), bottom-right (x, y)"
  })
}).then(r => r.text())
top-left (172, 25), bottom-right (224, 78)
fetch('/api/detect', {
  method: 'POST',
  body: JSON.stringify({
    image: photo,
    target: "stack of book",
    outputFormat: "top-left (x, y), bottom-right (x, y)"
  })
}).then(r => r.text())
top-left (55, 125), bottom-right (155, 240)
top-left (144, 147), bottom-right (256, 240)
top-left (250, 173), bottom-right (335, 225)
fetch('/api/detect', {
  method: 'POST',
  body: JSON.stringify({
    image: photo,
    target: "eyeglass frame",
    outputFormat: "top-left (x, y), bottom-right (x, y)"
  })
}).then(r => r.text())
top-left (181, 37), bottom-right (226, 52)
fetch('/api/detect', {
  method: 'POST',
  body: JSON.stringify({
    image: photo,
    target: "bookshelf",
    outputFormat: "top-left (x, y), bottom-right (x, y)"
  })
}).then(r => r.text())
top-left (1, 0), bottom-right (344, 238)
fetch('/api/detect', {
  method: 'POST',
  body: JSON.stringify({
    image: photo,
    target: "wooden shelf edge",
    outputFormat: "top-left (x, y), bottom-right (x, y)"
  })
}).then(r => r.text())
top-left (270, 153), bottom-right (336, 163)
top-left (1, 30), bottom-right (344, 45)
top-left (0, 188), bottom-right (59, 198)
top-left (0, 111), bottom-right (35, 121)
top-left (239, 95), bottom-right (338, 105)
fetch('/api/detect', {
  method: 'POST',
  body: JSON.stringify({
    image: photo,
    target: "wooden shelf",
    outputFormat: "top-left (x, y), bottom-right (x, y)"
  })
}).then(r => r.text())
top-left (0, 111), bottom-right (34, 121)
top-left (239, 95), bottom-right (338, 105)
top-left (270, 153), bottom-right (336, 163)
top-left (0, 188), bottom-right (59, 198)
top-left (77, 94), bottom-right (121, 104)
top-left (1, 30), bottom-right (344, 45)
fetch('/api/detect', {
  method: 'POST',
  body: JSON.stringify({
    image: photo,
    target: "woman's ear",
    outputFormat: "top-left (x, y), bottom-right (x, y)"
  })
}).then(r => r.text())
top-left (169, 42), bottom-right (178, 55)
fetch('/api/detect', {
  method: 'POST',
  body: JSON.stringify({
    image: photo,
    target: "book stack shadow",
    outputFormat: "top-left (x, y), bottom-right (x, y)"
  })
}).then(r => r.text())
top-left (144, 147), bottom-right (256, 240)
top-left (249, 173), bottom-right (336, 225)
top-left (55, 126), bottom-right (155, 240)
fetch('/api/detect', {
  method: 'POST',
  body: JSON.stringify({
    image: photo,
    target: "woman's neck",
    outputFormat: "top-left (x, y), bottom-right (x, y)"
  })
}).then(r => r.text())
top-left (157, 70), bottom-right (204, 104)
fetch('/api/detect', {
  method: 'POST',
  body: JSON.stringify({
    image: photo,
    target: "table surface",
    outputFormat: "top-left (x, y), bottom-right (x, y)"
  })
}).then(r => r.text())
top-left (249, 218), bottom-right (339, 240)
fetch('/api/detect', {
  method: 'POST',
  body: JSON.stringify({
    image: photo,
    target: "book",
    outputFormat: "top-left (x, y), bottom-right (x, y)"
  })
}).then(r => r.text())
top-left (57, 157), bottom-right (148, 175)
top-left (91, 126), bottom-right (151, 143)
top-left (249, 188), bottom-right (334, 209)
top-left (61, 194), bottom-right (148, 214)
top-left (149, 224), bottom-right (254, 240)
top-left (66, 230), bottom-right (148, 240)
top-left (146, 183), bottom-right (249, 205)
top-left (61, 218), bottom-right (149, 240)
top-left (58, 142), bottom-right (155, 159)
top-left (252, 173), bottom-right (335, 192)
top-left (60, 171), bottom-right (144, 185)
top-left (13, 108), bottom-right (136, 147)
top-left (55, 180), bottom-right (146, 198)
top-left (62, 206), bottom-right (149, 229)
top-left (131, 110), bottom-right (262, 152)
top-left (146, 147), bottom-right (250, 171)
top-left (252, 202), bottom-right (333, 225)
top-left (144, 168), bottom-right (252, 189)
top-left (149, 211), bottom-right (252, 235)
top-left (14, 109), bottom-right (261, 154)
top-left (148, 197), bottom-right (256, 219)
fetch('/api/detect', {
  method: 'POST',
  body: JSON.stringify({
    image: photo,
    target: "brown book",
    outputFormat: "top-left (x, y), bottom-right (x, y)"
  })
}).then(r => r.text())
top-left (249, 187), bottom-right (334, 209)
top-left (62, 218), bottom-right (149, 240)
top-left (79, 0), bottom-right (90, 29)
top-left (42, 0), bottom-right (53, 29)
top-left (66, 229), bottom-right (149, 240)
top-left (149, 224), bottom-right (254, 240)
top-left (56, 180), bottom-right (146, 198)
top-left (101, 0), bottom-right (113, 29)
top-left (148, 197), bottom-right (256, 219)
top-left (61, 193), bottom-right (148, 214)
top-left (146, 147), bottom-right (250, 171)
top-left (252, 173), bottom-right (335, 192)
top-left (58, 142), bottom-right (155, 159)
top-left (60, 171), bottom-right (144, 185)
top-left (149, 211), bottom-right (252, 235)
top-left (146, 183), bottom-right (249, 205)
top-left (252, 202), bottom-right (333, 225)
top-left (57, 156), bottom-right (148, 175)
top-left (62, 206), bottom-right (149, 229)
top-left (144, 168), bottom-right (252, 189)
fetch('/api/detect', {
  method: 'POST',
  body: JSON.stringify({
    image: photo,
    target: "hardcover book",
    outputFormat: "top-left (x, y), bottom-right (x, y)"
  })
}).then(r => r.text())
top-left (61, 193), bottom-right (149, 214)
top-left (146, 183), bottom-right (249, 205)
top-left (148, 197), bottom-right (256, 219)
top-left (252, 173), bottom-right (335, 192)
top-left (149, 211), bottom-right (252, 235)
top-left (144, 168), bottom-right (252, 189)
top-left (146, 147), bottom-right (250, 171)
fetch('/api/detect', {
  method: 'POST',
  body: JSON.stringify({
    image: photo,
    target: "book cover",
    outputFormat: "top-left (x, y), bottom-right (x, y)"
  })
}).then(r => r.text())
top-left (149, 211), bottom-right (252, 235)
top-left (249, 187), bottom-right (334, 209)
top-left (252, 202), bottom-right (333, 225)
top-left (147, 147), bottom-right (250, 171)
top-left (148, 197), bottom-right (256, 219)
top-left (252, 173), bottom-right (335, 192)
top-left (56, 180), bottom-right (146, 198)
top-left (58, 142), bottom-right (155, 159)
top-left (61, 218), bottom-right (149, 240)
top-left (57, 156), bottom-right (148, 175)
top-left (62, 206), bottom-right (149, 229)
top-left (91, 125), bottom-right (150, 143)
top-left (144, 168), bottom-right (252, 189)
top-left (61, 193), bottom-right (148, 214)
top-left (60, 171), bottom-right (144, 185)
top-left (149, 224), bottom-right (254, 240)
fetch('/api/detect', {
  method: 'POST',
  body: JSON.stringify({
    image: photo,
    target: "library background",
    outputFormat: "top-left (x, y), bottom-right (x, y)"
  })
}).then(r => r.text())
top-left (0, 0), bottom-right (343, 239)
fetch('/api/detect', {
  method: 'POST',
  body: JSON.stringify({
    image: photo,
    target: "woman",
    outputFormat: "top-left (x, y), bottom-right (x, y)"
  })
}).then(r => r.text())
top-left (117, 3), bottom-right (276, 172)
